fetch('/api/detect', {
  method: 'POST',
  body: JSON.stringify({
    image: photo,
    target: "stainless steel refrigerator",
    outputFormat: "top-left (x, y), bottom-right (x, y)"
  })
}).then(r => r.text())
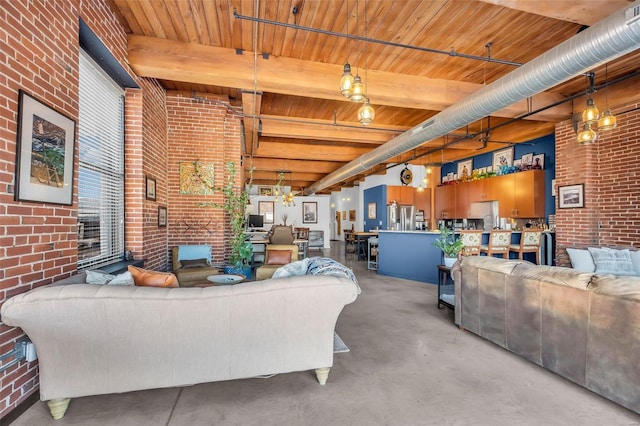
top-left (388, 203), bottom-right (415, 231)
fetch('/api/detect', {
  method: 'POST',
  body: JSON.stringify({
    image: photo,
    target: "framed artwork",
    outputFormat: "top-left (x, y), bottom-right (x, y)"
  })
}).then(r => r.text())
top-left (521, 153), bottom-right (533, 168)
top-left (492, 147), bottom-right (514, 169)
top-left (457, 159), bottom-right (472, 180)
top-left (258, 200), bottom-right (274, 224)
top-left (14, 90), bottom-right (76, 205)
top-left (342, 211), bottom-right (346, 220)
top-left (349, 209), bottom-right (356, 221)
top-left (532, 154), bottom-right (544, 169)
top-left (179, 161), bottom-right (214, 195)
top-left (551, 179), bottom-right (557, 197)
top-left (558, 184), bottom-right (584, 209)
top-left (146, 175), bottom-right (156, 201)
top-left (258, 186), bottom-right (273, 196)
top-left (368, 202), bottom-right (376, 219)
top-left (158, 206), bottom-right (167, 227)
top-left (303, 201), bottom-right (317, 224)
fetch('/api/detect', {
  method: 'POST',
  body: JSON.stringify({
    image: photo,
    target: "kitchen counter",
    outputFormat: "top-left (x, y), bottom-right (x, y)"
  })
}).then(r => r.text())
top-left (377, 230), bottom-right (554, 284)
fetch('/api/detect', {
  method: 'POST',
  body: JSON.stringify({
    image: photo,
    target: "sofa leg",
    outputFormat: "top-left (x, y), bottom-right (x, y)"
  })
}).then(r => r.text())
top-left (315, 367), bottom-right (330, 385)
top-left (47, 398), bottom-right (71, 420)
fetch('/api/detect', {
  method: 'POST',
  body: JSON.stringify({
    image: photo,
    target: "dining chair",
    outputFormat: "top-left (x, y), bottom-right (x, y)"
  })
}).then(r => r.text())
top-left (344, 231), bottom-right (357, 258)
top-left (480, 230), bottom-right (512, 258)
top-left (459, 230), bottom-right (483, 256)
top-left (509, 228), bottom-right (543, 264)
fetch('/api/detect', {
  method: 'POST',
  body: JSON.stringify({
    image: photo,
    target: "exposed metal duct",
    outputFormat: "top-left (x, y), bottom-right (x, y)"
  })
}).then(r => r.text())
top-left (305, 1), bottom-right (640, 195)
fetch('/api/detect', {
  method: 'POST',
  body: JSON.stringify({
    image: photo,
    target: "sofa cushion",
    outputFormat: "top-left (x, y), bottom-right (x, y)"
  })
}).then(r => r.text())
top-left (566, 248), bottom-right (596, 273)
top-left (589, 275), bottom-right (640, 300)
top-left (512, 263), bottom-right (593, 290)
top-left (630, 250), bottom-right (640, 276)
top-left (128, 266), bottom-right (179, 288)
top-left (266, 249), bottom-right (292, 265)
top-left (180, 258), bottom-right (210, 269)
top-left (588, 247), bottom-right (636, 276)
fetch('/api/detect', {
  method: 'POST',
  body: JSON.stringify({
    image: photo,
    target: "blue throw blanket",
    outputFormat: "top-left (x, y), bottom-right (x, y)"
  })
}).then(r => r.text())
top-left (272, 257), bottom-right (361, 294)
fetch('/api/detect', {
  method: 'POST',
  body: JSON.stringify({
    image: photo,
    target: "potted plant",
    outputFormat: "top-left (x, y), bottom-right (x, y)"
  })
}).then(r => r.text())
top-left (201, 161), bottom-right (254, 278)
top-left (433, 226), bottom-right (465, 267)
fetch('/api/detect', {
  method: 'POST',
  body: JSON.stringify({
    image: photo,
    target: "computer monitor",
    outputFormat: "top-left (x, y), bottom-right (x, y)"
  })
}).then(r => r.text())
top-left (248, 214), bottom-right (264, 229)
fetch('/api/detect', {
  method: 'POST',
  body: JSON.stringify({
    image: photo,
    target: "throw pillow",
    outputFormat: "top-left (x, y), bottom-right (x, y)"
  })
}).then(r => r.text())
top-left (86, 270), bottom-right (115, 285)
top-left (108, 271), bottom-right (135, 286)
top-left (266, 249), bottom-right (292, 265)
top-left (180, 258), bottom-right (209, 269)
top-left (566, 248), bottom-right (596, 273)
top-left (587, 247), bottom-right (636, 276)
top-left (630, 250), bottom-right (640, 276)
top-left (128, 266), bottom-right (179, 287)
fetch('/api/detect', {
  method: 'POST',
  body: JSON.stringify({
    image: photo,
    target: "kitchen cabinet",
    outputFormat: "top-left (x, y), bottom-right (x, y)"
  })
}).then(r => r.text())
top-left (413, 188), bottom-right (431, 218)
top-left (387, 185), bottom-right (414, 205)
top-left (435, 184), bottom-right (456, 219)
top-left (434, 170), bottom-right (545, 219)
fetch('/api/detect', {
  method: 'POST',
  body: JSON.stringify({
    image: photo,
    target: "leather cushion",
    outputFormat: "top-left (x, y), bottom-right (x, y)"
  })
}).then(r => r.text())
top-left (180, 258), bottom-right (209, 269)
top-left (266, 249), bottom-right (292, 265)
top-left (128, 266), bottom-right (179, 287)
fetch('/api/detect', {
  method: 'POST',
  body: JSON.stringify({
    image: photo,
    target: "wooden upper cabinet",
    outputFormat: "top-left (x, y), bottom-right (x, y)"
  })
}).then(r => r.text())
top-left (387, 185), bottom-right (414, 205)
top-left (413, 188), bottom-right (431, 218)
top-left (434, 170), bottom-right (545, 219)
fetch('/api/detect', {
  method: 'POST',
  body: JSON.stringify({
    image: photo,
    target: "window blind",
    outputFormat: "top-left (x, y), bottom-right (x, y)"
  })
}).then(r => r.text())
top-left (77, 50), bottom-right (125, 269)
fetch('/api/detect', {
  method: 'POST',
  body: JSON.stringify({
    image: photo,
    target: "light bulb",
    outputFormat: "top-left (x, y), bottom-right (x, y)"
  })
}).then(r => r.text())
top-left (582, 97), bottom-right (600, 123)
top-left (349, 75), bottom-right (365, 102)
top-left (340, 63), bottom-right (354, 98)
top-left (357, 98), bottom-right (375, 125)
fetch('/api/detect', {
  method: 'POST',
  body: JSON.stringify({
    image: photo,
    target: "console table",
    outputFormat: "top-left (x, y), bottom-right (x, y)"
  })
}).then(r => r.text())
top-left (437, 265), bottom-right (454, 310)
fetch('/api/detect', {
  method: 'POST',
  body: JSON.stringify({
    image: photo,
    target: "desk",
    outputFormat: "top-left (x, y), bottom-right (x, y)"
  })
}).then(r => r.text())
top-left (249, 239), bottom-right (308, 260)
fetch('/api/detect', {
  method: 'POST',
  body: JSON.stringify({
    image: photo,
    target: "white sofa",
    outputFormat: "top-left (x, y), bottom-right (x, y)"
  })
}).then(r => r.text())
top-left (1, 272), bottom-right (358, 419)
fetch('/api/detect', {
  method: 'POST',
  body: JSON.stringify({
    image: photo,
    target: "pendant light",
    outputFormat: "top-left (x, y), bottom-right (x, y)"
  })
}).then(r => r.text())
top-left (340, 63), bottom-right (355, 97)
top-left (357, 97), bottom-right (375, 125)
top-left (597, 63), bottom-right (617, 131)
top-left (577, 122), bottom-right (597, 145)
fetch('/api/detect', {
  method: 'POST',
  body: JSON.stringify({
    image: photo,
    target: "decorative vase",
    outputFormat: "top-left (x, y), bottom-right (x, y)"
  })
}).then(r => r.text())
top-left (443, 256), bottom-right (457, 268)
top-left (223, 265), bottom-right (251, 280)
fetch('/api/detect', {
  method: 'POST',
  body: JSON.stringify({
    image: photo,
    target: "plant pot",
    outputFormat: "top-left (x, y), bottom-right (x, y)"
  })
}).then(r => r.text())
top-left (223, 265), bottom-right (251, 280)
top-left (443, 256), bottom-right (457, 268)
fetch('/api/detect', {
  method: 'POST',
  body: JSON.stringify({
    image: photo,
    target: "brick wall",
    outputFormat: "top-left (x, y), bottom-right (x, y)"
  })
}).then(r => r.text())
top-left (166, 92), bottom-right (243, 266)
top-left (555, 100), bottom-right (640, 266)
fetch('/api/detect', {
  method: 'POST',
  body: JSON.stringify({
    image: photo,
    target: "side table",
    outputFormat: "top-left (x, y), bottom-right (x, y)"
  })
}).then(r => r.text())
top-left (437, 265), bottom-right (455, 310)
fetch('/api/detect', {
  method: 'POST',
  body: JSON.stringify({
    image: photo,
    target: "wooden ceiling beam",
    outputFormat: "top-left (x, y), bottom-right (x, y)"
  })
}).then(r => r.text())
top-left (241, 90), bottom-right (262, 155)
top-left (259, 114), bottom-right (403, 143)
top-left (245, 157), bottom-right (345, 174)
top-left (478, 0), bottom-right (630, 26)
top-left (253, 141), bottom-right (372, 162)
top-left (128, 35), bottom-right (571, 121)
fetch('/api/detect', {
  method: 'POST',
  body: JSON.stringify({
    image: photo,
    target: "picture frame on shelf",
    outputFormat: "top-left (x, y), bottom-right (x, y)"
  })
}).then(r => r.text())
top-left (146, 175), bottom-right (156, 201)
top-left (158, 206), bottom-right (167, 227)
top-left (258, 201), bottom-right (274, 224)
top-left (558, 184), bottom-right (584, 209)
top-left (492, 147), bottom-right (514, 169)
top-left (457, 159), bottom-right (472, 180)
top-left (521, 153), bottom-right (533, 168)
top-left (532, 154), bottom-right (544, 169)
top-left (368, 202), bottom-right (376, 219)
top-left (303, 201), bottom-right (317, 224)
top-left (14, 90), bottom-right (76, 205)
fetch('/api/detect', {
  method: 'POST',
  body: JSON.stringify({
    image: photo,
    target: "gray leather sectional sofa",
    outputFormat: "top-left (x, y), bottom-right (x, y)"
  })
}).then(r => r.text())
top-left (452, 256), bottom-right (640, 414)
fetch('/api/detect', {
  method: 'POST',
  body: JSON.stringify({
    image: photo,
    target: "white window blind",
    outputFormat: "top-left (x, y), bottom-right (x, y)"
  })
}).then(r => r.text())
top-left (77, 50), bottom-right (125, 269)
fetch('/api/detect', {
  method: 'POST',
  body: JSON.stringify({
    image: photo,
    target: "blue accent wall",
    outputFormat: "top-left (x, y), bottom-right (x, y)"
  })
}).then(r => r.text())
top-left (363, 185), bottom-right (387, 231)
top-left (440, 134), bottom-right (556, 219)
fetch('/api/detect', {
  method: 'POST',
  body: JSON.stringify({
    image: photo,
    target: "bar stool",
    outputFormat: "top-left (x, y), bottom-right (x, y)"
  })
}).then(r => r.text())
top-left (459, 230), bottom-right (483, 256)
top-left (509, 228), bottom-right (543, 264)
top-left (480, 230), bottom-right (512, 258)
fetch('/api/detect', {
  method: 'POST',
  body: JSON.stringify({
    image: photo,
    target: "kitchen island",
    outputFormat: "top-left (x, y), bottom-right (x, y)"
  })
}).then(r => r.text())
top-left (377, 230), bottom-right (554, 284)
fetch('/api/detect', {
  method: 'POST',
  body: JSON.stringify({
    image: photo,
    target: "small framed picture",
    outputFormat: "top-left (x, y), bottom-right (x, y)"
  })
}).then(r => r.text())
top-left (368, 202), bottom-right (376, 219)
top-left (303, 201), bottom-right (317, 224)
top-left (258, 186), bottom-right (272, 196)
top-left (558, 184), bottom-right (585, 209)
top-left (14, 90), bottom-right (76, 205)
top-left (342, 211), bottom-right (346, 220)
top-left (532, 154), bottom-right (544, 169)
top-left (492, 147), bottom-right (514, 169)
top-left (146, 175), bottom-right (156, 201)
top-left (457, 159), bottom-right (472, 180)
top-left (258, 200), bottom-right (274, 224)
top-left (158, 206), bottom-right (167, 227)
top-left (349, 209), bottom-right (356, 221)
top-left (521, 153), bottom-right (533, 168)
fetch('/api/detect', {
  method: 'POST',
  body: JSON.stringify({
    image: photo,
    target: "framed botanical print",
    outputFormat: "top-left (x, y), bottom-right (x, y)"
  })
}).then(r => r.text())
top-left (158, 206), bottom-right (167, 227)
top-left (14, 90), bottom-right (76, 205)
top-left (146, 175), bottom-right (156, 201)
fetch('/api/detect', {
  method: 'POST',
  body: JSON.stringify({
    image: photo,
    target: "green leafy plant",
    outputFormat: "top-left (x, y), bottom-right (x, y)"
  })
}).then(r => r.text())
top-left (433, 226), bottom-right (465, 258)
top-left (200, 161), bottom-right (253, 268)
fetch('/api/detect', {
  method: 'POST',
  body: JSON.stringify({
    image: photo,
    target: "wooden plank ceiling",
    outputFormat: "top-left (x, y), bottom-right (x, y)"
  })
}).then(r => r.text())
top-left (112, 0), bottom-right (639, 194)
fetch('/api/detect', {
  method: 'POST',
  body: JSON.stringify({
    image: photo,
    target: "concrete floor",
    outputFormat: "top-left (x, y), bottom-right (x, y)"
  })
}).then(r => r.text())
top-left (11, 242), bottom-right (640, 425)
